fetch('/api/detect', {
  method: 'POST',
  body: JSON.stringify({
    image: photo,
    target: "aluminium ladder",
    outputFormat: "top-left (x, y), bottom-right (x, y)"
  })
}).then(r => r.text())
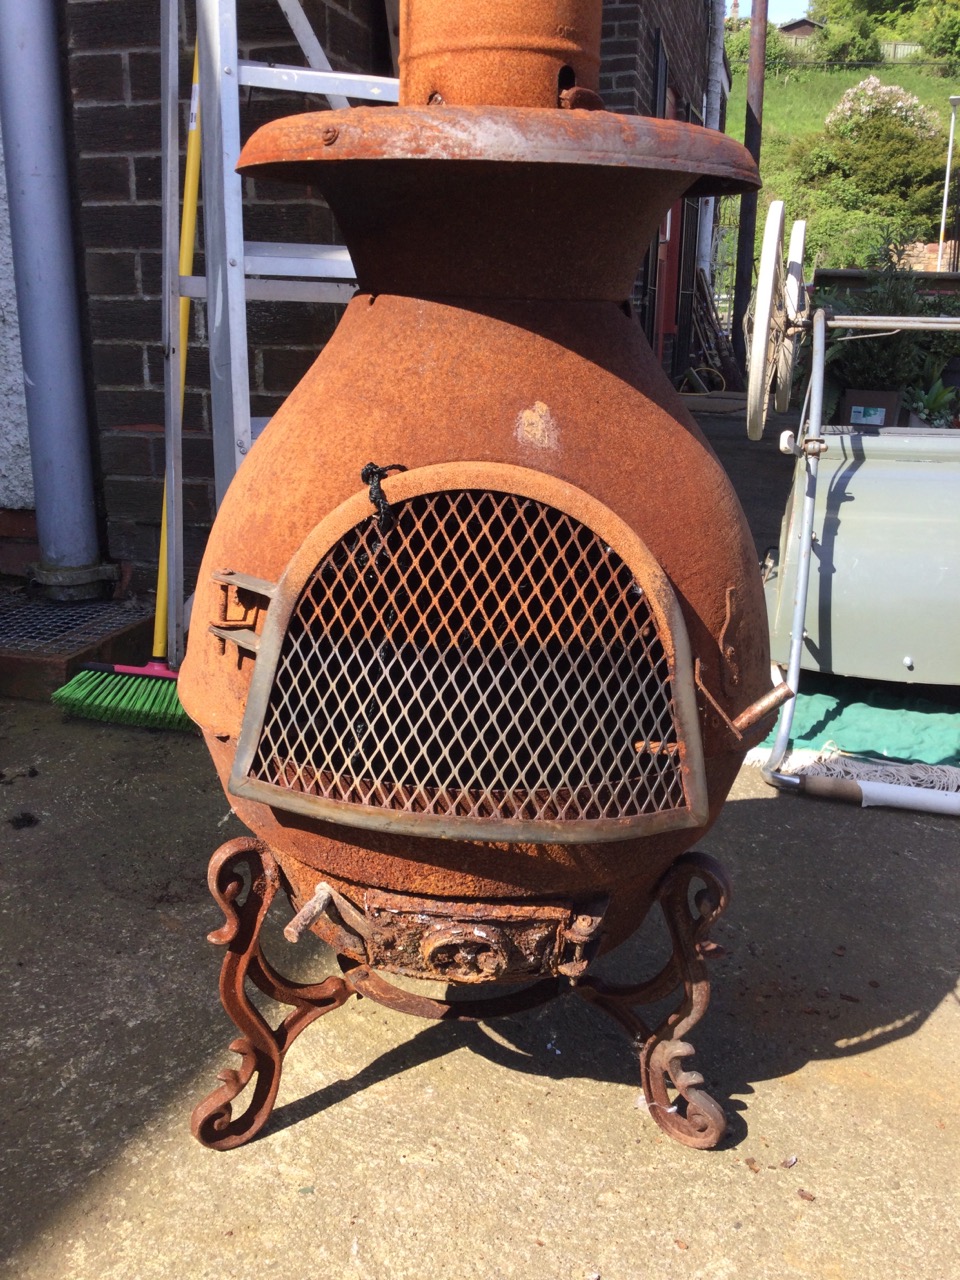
top-left (161, 0), bottom-right (399, 663)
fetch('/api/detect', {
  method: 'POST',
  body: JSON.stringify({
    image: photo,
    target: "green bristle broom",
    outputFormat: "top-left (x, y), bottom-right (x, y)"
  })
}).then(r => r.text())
top-left (53, 661), bottom-right (192, 732)
top-left (53, 48), bottom-right (201, 734)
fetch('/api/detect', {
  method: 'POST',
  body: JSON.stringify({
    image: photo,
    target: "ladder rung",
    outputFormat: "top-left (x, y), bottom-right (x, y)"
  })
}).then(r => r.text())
top-left (245, 278), bottom-right (356, 303)
top-left (236, 60), bottom-right (399, 103)
top-left (180, 274), bottom-right (356, 304)
top-left (243, 242), bottom-right (355, 279)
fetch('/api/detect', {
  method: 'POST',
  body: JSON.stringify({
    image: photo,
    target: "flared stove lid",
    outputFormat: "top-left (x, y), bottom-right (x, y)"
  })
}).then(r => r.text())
top-left (238, 105), bottom-right (760, 198)
top-left (238, 108), bottom-right (758, 301)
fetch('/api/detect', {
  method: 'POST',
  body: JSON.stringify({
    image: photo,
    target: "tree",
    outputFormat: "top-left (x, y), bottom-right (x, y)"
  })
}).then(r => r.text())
top-left (823, 76), bottom-right (941, 135)
top-left (807, 0), bottom-right (932, 45)
top-left (789, 79), bottom-right (948, 265)
top-left (724, 20), bottom-right (800, 71)
top-left (805, 115), bottom-right (944, 225)
top-left (921, 0), bottom-right (960, 70)
top-left (810, 0), bottom-right (925, 21)
top-left (808, 13), bottom-right (883, 61)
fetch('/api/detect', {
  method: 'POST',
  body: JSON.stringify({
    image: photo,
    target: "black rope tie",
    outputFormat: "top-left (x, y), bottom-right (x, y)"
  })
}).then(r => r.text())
top-left (360, 462), bottom-right (407, 531)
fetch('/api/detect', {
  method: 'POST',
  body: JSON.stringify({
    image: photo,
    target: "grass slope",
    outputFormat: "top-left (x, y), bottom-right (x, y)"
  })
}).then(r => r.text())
top-left (726, 64), bottom-right (955, 147)
top-left (725, 65), bottom-right (959, 265)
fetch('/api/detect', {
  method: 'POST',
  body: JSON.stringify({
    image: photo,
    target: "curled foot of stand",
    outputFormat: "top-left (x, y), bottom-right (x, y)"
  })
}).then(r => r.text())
top-left (578, 851), bottom-right (732, 1150)
top-left (191, 838), bottom-right (356, 1151)
top-left (640, 1038), bottom-right (728, 1149)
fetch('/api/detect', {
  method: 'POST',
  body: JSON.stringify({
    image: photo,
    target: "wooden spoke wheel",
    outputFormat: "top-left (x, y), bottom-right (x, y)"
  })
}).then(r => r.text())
top-left (745, 203), bottom-right (808, 440)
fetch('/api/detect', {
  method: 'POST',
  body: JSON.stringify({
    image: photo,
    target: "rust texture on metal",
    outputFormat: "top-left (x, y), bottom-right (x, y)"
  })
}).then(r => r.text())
top-left (399, 0), bottom-right (602, 108)
top-left (238, 105), bottom-right (760, 188)
top-left (732, 681), bottom-right (793, 734)
top-left (190, 838), bottom-right (357, 1151)
top-left (342, 963), bottom-right (562, 1021)
top-left (191, 839), bottom-right (730, 1150)
top-left (559, 86), bottom-right (605, 111)
top-left (279, 853), bottom-right (610, 983)
top-left (363, 887), bottom-right (574, 982)
top-left (227, 463), bottom-right (710, 845)
top-left (182, 295), bottom-right (772, 939)
top-left (182, 0), bottom-right (776, 1150)
top-left (236, 108), bottom-right (759, 300)
top-left (577, 851), bottom-right (732, 1148)
top-left (183, 301), bottom-right (773, 785)
top-left (282, 881), bottom-right (332, 943)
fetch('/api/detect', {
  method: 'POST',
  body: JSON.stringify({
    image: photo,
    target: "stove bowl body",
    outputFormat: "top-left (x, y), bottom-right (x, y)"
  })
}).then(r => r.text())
top-left (181, 294), bottom-right (775, 983)
top-left (180, 5), bottom-right (775, 990)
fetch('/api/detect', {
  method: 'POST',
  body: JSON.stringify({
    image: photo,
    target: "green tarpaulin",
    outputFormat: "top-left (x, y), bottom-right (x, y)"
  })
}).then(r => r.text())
top-left (761, 675), bottom-right (960, 767)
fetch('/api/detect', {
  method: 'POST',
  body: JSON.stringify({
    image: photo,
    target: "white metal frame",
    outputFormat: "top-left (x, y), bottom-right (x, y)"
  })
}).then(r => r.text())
top-left (763, 307), bottom-right (960, 774)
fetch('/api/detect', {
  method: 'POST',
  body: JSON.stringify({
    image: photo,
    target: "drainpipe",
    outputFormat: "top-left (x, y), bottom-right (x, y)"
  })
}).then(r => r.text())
top-left (0, 0), bottom-right (115, 600)
top-left (696, 0), bottom-right (727, 278)
top-left (731, 0), bottom-right (767, 374)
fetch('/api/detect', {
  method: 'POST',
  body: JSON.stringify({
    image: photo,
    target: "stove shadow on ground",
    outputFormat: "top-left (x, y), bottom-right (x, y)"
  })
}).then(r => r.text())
top-left (266, 789), bottom-right (958, 1148)
top-left (2, 696), bottom-right (956, 1267)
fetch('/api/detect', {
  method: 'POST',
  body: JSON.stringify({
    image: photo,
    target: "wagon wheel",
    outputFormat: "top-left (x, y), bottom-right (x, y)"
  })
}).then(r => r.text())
top-left (774, 218), bottom-right (808, 414)
top-left (745, 204), bottom-right (808, 440)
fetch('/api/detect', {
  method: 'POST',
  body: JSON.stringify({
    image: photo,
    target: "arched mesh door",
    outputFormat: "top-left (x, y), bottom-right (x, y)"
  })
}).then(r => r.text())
top-left (231, 466), bottom-right (707, 843)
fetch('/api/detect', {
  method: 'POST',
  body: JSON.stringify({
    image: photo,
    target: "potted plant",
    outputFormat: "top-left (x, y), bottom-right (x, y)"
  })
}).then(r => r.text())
top-left (813, 242), bottom-right (960, 426)
top-left (905, 357), bottom-right (958, 428)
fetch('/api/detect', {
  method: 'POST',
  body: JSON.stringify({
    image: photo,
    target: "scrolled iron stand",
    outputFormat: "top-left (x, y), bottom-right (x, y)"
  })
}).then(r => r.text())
top-left (191, 838), bottom-right (357, 1150)
top-left (577, 851), bottom-right (731, 1149)
top-left (191, 838), bottom-right (562, 1150)
top-left (192, 839), bottom-right (732, 1151)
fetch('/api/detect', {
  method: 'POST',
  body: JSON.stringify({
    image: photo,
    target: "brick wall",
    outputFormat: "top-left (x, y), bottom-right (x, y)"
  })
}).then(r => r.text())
top-left (599, 0), bottom-right (712, 366)
top-left (65, 0), bottom-right (390, 592)
top-left (600, 0), bottom-right (709, 118)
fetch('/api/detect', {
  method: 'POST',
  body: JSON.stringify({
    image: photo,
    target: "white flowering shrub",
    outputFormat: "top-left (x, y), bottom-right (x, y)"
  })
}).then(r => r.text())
top-left (825, 77), bottom-right (941, 139)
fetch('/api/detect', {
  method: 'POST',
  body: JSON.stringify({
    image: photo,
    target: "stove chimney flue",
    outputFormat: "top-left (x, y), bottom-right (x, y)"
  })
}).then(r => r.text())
top-left (399, 0), bottom-right (602, 107)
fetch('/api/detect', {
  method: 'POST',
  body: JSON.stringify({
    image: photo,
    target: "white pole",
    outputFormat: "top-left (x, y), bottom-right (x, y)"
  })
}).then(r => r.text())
top-left (0, 0), bottom-right (103, 591)
top-left (696, 0), bottom-right (727, 277)
top-left (936, 95), bottom-right (960, 272)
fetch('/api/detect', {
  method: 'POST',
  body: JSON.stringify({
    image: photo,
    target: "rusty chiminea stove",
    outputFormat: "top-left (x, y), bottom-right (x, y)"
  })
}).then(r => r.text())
top-left (180, 0), bottom-right (787, 1151)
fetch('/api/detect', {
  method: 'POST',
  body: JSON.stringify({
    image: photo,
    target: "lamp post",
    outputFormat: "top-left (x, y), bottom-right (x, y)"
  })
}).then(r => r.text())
top-left (936, 94), bottom-right (960, 273)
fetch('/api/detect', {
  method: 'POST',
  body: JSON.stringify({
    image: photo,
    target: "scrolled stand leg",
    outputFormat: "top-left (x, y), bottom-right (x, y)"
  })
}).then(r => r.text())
top-left (191, 837), bottom-right (357, 1150)
top-left (577, 851), bottom-right (731, 1150)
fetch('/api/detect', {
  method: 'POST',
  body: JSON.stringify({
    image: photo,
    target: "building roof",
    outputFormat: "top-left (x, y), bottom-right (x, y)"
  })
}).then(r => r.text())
top-left (778, 18), bottom-right (825, 34)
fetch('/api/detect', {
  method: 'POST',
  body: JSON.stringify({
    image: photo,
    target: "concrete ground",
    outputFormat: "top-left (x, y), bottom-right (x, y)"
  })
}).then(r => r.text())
top-left (1, 411), bottom-right (957, 1280)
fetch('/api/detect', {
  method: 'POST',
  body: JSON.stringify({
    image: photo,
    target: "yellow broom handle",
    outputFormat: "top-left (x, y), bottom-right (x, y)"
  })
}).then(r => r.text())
top-left (155, 44), bottom-right (201, 660)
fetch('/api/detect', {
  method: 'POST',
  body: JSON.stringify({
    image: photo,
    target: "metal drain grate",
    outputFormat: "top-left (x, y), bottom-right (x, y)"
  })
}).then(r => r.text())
top-left (246, 490), bottom-right (690, 825)
top-left (0, 593), bottom-right (151, 656)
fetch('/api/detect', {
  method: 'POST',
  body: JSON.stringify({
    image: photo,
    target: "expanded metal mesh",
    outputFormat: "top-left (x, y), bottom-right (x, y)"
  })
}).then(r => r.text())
top-left (248, 490), bottom-right (688, 823)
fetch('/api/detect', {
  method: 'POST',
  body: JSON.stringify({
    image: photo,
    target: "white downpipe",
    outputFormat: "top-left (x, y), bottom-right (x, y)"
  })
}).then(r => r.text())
top-left (0, 0), bottom-right (105, 593)
top-left (696, 0), bottom-right (728, 277)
